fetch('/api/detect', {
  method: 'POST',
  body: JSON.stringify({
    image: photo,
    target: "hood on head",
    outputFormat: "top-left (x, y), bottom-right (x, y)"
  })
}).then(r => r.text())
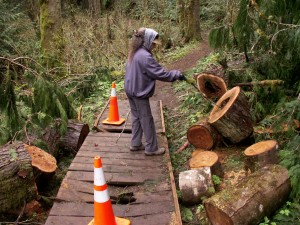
top-left (143, 28), bottom-right (158, 50)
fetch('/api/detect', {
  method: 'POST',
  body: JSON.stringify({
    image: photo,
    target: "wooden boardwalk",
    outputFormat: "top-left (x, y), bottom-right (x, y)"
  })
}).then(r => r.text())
top-left (45, 100), bottom-right (181, 225)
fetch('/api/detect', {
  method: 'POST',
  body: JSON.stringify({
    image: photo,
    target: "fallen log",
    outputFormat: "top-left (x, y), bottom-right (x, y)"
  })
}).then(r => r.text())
top-left (24, 144), bottom-right (57, 190)
top-left (0, 142), bottom-right (37, 214)
top-left (234, 79), bottom-right (284, 87)
top-left (204, 164), bottom-right (291, 225)
top-left (244, 140), bottom-right (279, 174)
top-left (42, 120), bottom-right (90, 156)
top-left (187, 121), bottom-right (220, 150)
top-left (179, 168), bottom-right (214, 205)
top-left (189, 150), bottom-right (223, 178)
top-left (208, 86), bottom-right (253, 144)
top-left (196, 73), bottom-right (227, 99)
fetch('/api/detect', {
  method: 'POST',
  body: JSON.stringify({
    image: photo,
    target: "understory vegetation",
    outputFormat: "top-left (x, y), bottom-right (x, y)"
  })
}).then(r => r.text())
top-left (0, 0), bottom-right (299, 224)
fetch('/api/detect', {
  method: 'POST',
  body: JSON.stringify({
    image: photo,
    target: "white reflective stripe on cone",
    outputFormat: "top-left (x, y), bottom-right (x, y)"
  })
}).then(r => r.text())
top-left (111, 88), bottom-right (116, 97)
top-left (94, 189), bottom-right (110, 203)
top-left (94, 168), bottom-right (106, 186)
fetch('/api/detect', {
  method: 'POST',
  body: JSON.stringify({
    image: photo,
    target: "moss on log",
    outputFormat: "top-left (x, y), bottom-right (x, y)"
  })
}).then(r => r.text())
top-left (0, 142), bottom-right (37, 214)
top-left (204, 164), bottom-right (291, 225)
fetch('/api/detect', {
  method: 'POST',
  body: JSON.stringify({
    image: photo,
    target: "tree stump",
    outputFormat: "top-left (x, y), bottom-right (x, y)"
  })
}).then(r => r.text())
top-left (43, 120), bottom-right (90, 156)
top-left (244, 140), bottom-right (279, 174)
top-left (196, 73), bottom-right (227, 99)
top-left (208, 86), bottom-right (253, 144)
top-left (189, 150), bottom-right (224, 178)
top-left (0, 142), bottom-right (37, 214)
top-left (204, 164), bottom-right (291, 225)
top-left (187, 121), bottom-right (220, 150)
top-left (179, 168), bottom-right (215, 205)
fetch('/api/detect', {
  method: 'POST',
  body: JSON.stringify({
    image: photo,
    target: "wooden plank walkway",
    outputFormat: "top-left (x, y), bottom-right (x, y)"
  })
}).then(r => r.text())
top-left (45, 100), bottom-right (181, 225)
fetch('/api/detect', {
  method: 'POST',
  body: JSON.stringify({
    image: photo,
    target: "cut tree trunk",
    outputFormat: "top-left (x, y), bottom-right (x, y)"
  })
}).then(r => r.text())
top-left (189, 150), bottom-right (223, 178)
top-left (24, 145), bottom-right (57, 190)
top-left (204, 164), bottom-right (291, 225)
top-left (208, 86), bottom-right (253, 144)
top-left (0, 142), bottom-right (37, 214)
top-left (197, 73), bottom-right (227, 99)
top-left (43, 120), bottom-right (90, 156)
top-left (187, 121), bottom-right (220, 149)
top-left (179, 168), bottom-right (214, 205)
top-left (244, 140), bottom-right (279, 174)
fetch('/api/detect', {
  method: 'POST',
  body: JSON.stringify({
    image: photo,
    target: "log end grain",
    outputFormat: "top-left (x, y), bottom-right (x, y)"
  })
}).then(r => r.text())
top-left (25, 144), bottom-right (57, 173)
top-left (244, 140), bottom-right (278, 156)
top-left (196, 73), bottom-right (227, 99)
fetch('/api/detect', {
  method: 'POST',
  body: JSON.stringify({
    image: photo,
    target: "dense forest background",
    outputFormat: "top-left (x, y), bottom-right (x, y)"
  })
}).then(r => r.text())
top-left (0, 0), bottom-right (300, 224)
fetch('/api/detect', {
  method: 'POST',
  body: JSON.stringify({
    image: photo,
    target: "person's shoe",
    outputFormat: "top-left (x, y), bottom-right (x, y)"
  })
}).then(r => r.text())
top-left (130, 144), bottom-right (145, 151)
top-left (145, 148), bottom-right (166, 156)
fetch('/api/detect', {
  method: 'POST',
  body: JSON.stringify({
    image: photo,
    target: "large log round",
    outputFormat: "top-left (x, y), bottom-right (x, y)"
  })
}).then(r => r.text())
top-left (187, 122), bottom-right (220, 149)
top-left (0, 142), bottom-right (37, 214)
top-left (208, 86), bottom-right (253, 144)
top-left (197, 73), bottom-right (227, 99)
top-left (244, 140), bottom-right (279, 174)
top-left (189, 150), bottom-right (223, 178)
top-left (204, 164), bottom-right (291, 225)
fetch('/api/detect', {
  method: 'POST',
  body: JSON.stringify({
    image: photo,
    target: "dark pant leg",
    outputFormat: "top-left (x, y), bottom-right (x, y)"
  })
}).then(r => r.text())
top-left (132, 97), bottom-right (158, 153)
top-left (127, 95), bottom-right (143, 147)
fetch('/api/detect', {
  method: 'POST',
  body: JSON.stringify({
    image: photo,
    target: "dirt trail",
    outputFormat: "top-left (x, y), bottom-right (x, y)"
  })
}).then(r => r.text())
top-left (152, 37), bottom-right (211, 110)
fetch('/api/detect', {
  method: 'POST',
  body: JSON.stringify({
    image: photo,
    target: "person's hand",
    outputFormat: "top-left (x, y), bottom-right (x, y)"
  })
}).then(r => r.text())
top-left (178, 74), bottom-right (187, 81)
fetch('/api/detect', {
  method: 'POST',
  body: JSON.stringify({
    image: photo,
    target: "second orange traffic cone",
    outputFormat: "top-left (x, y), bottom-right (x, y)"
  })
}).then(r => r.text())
top-left (102, 82), bottom-right (125, 125)
top-left (88, 156), bottom-right (130, 225)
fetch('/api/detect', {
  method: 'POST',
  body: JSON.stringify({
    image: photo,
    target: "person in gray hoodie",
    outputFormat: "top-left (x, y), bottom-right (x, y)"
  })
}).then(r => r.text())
top-left (124, 27), bottom-right (186, 156)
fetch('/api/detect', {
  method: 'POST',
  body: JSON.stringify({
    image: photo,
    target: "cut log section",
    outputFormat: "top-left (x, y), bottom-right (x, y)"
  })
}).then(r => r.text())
top-left (196, 73), bottom-right (227, 99)
top-left (244, 140), bottom-right (279, 174)
top-left (43, 120), bottom-right (90, 156)
top-left (208, 86), bottom-right (253, 144)
top-left (187, 121), bottom-right (220, 149)
top-left (179, 168), bottom-right (215, 205)
top-left (0, 142), bottom-right (37, 214)
top-left (25, 144), bottom-right (57, 174)
top-left (204, 164), bottom-right (291, 225)
top-left (189, 150), bottom-right (223, 178)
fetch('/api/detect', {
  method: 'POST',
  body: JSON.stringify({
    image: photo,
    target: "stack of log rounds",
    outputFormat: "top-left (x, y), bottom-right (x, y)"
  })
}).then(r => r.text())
top-left (187, 121), bottom-right (220, 149)
top-left (196, 73), bottom-right (227, 99)
top-left (189, 150), bottom-right (223, 178)
top-left (25, 144), bottom-right (57, 174)
top-left (208, 86), bottom-right (253, 144)
top-left (204, 164), bottom-right (291, 225)
top-left (244, 140), bottom-right (279, 174)
top-left (0, 142), bottom-right (36, 214)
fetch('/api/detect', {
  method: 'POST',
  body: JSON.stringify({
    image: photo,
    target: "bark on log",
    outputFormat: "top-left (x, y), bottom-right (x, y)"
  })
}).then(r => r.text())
top-left (179, 168), bottom-right (215, 205)
top-left (189, 150), bottom-right (224, 178)
top-left (0, 142), bottom-right (37, 214)
top-left (234, 80), bottom-right (284, 87)
top-left (42, 120), bottom-right (90, 156)
top-left (244, 140), bottom-right (279, 174)
top-left (187, 121), bottom-right (220, 149)
top-left (197, 73), bottom-right (227, 99)
top-left (208, 86), bottom-right (253, 144)
top-left (204, 164), bottom-right (291, 225)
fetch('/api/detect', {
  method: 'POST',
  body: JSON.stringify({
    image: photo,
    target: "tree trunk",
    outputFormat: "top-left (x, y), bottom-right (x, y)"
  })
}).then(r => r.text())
top-left (177, 0), bottom-right (202, 42)
top-left (43, 120), bottom-right (90, 156)
top-left (187, 121), bottom-right (220, 149)
top-left (244, 140), bottom-right (279, 174)
top-left (197, 73), bottom-right (227, 99)
top-left (189, 150), bottom-right (223, 178)
top-left (179, 168), bottom-right (214, 205)
top-left (204, 164), bottom-right (291, 225)
top-left (88, 0), bottom-right (101, 16)
top-left (40, 0), bottom-right (62, 62)
top-left (208, 86), bottom-right (253, 144)
top-left (0, 142), bottom-right (37, 214)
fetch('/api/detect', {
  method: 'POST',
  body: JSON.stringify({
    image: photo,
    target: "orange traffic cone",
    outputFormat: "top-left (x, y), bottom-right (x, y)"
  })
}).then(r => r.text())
top-left (102, 82), bottom-right (125, 125)
top-left (88, 156), bottom-right (131, 225)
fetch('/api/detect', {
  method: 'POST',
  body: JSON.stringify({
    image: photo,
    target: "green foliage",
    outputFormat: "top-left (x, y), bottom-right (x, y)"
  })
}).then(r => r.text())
top-left (181, 206), bottom-right (193, 223)
top-left (272, 201), bottom-right (300, 225)
top-left (212, 175), bottom-right (221, 186)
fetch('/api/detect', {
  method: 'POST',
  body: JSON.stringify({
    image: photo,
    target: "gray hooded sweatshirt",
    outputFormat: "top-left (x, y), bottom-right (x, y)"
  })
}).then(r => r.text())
top-left (124, 28), bottom-right (181, 98)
